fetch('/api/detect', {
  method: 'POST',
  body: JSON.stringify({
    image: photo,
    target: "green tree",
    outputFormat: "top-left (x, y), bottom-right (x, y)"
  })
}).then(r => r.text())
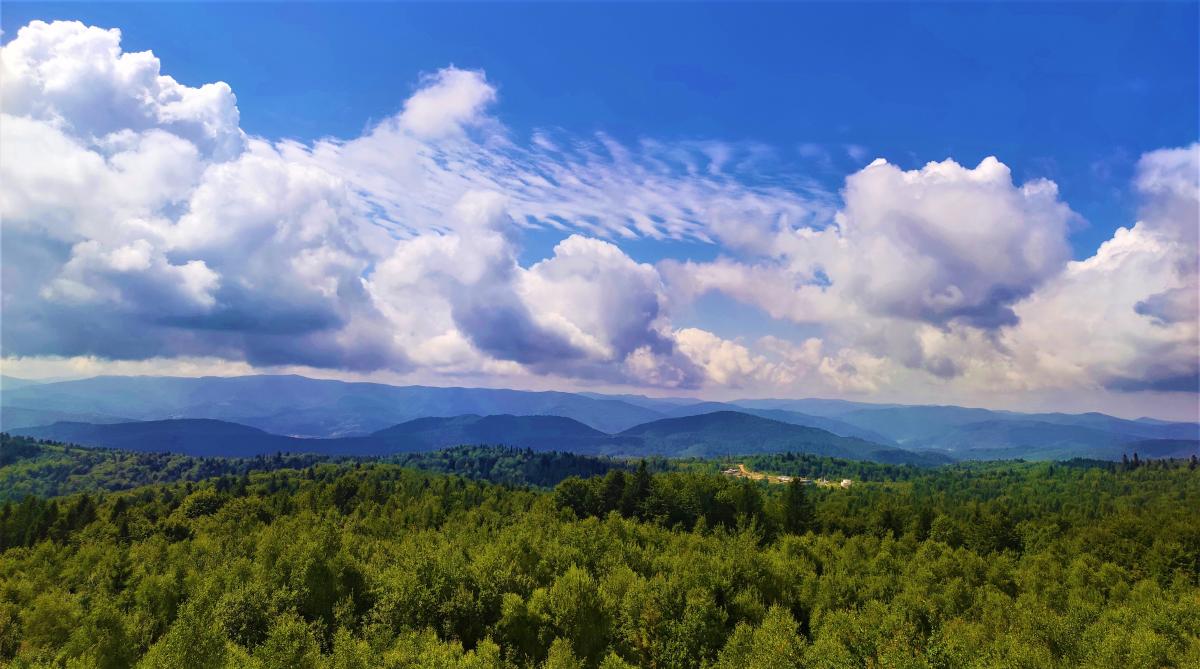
top-left (781, 478), bottom-right (814, 535)
top-left (546, 566), bottom-right (608, 664)
top-left (622, 460), bottom-right (652, 517)
top-left (216, 583), bottom-right (272, 648)
top-left (138, 598), bottom-right (227, 669)
top-left (600, 471), bottom-right (627, 514)
top-left (255, 614), bottom-right (321, 669)
top-left (543, 637), bottom-right (582, 669)
top-left (59, 602), bottom-right (135, 669)
top-left (713, 606), bottom-right (807, 669)
top-left (22, 590), bottom-right (82, 652)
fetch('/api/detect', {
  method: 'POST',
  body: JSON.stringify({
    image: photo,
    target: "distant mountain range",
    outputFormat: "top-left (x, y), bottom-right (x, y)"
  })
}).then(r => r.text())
top-left (826, 406), bottom-right (1199, 460)
top-left (0, 374), bottom-right (661, 435)
top-left (0, 375), bottom-right (46, 392)
top-left (658, 401), bottom-right (899, 445)
top-left (373, 414), bottom-right (619, 454)
top-left (10, 419), bottom-right (376, 458)
top-left (11, 411), bottom-right (950, 466)
top-left (612, 411), bottom-right (949, 464)
top-left (2, 374), bottom-right (1196, 462)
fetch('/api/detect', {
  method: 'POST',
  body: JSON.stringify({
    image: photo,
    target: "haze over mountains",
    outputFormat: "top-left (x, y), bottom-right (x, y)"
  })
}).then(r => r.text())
top-left (8, 411), bottom-right (949, 466)
top-left (9, 419), bottom-right (378, 459)
top-left (0, 374), bottom-right (661, 435)
top-left (2, 374), bottom-right (1196, 463)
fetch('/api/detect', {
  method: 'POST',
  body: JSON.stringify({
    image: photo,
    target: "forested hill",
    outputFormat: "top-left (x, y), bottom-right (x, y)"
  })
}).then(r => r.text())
top-left (612, 411), bottom-right (951, 464)
top-left (374, 411), bottom-right (947, 464)
top-left (0, 435), bottom-right (650, 501)
top-left (385, 445), bottom-right (670, 488)
top-left (2, 433), bottom-right (945, 503)
top-left (0, 440), bottom-right (1196, 667)
top-left (7, 419), bottom-right (379, 458)
top-left (12, 412), bottom-right (947, 465)
top-left (372, 414), bottom-right (619, 454)
top-left (0, 374), bottom-right (665, 434)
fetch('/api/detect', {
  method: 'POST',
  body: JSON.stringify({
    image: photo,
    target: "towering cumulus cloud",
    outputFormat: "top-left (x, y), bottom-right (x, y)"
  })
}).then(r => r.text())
top-left (664, 147), bottom-right (1198, 399)
top-left (1, 20), bottom-right (1196, 409)
top-left (662, 156), bottom-right (1078, 380)
top-left (1002, 144), bottom-right (1200, 394)
top-left (0, 20), bottom-right (722, 385)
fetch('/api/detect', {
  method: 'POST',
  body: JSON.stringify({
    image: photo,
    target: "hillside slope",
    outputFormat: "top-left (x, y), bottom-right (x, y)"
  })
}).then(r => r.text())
top-left (614, 411), bottom-right (949, 464)
top-left (372, 414), bottom-right (621, 453)
top-left (834, 406), bottom-right (1200, 460)
top-left (11, 419), bottom-right (377, 458)
top-left (664, 402), bottom-right (898, 444)
top-left (12, 411), bottom-right (945, 465)
top-left (0, 374), bottom-right (663, 435)
top-left (8, 374), bottom-right (1192, 461)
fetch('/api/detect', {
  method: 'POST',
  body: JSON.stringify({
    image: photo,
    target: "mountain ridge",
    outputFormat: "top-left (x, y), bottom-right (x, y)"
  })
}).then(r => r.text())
top-left (3, 373), bottom-right (1196, 460)
top-left (11, 411), bottom-right (947, 465)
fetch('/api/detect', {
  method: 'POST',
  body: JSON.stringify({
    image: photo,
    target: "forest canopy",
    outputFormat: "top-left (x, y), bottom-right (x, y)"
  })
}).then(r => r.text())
top-left (0, 434), bottom-right (1197, 668)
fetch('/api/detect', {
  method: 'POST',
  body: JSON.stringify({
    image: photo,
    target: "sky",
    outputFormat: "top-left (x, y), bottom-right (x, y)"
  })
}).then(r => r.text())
top-left (1, 3), bottom-right (1198, 419)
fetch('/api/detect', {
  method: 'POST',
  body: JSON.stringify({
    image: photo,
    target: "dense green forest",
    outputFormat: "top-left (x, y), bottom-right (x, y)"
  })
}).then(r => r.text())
top-left (0, 435), bottom-right (1197, 667)
top-left (0, 436), bottom-right (332, 502)
top-left (385, 446), bottom-right (669, 488)
top-left (0, 436), bottom-right (662, 501)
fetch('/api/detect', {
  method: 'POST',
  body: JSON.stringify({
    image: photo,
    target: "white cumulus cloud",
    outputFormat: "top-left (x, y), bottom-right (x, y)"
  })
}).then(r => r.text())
top-left (1, 19), bottom-right (1196, 410)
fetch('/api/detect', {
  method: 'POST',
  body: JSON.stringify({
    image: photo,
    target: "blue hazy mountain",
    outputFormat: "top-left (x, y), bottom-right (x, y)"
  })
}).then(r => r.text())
top-left (13, 411), bottom-right (946, 465)
top-left (729, 397), bottom-right (905, 417)
top-left (901, 419), bottom-right (1199, 461)
top-left (0, 374), bottom-right (662, 435)
top-left (610, 411), bottom-right (949, 464)
top-left (661, 401), bottom-right (898, 445)
top-left (0, 407), bottom-right (133, 432)
top-left (833, 406), bottom-right (1200, 450)
top-left (4, 374), bottom-right (1196, 461)
top-left (1014, 412), bottom-right (1200, 440)
top-left (383, 411), bottom-right (932, 462)
top-left (374, 412), bottom-right (935, 462)
top-left (372, 414), bottom-right (621, 453)
top-left (0, 376), bottom-right (45, 392)
top-left (575, 392), bottom-right (701, 412)
top-left (833, 406), bottom-right (1019, 443)
top-left (9, 419), bottom-right (378, 458)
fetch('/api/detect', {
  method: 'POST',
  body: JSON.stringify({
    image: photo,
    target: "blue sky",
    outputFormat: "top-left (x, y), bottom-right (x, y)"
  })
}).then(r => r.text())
top-left (7, 2), bottom-right (1195, 257)
top-left (1, 4), bottom-right (1198, 418)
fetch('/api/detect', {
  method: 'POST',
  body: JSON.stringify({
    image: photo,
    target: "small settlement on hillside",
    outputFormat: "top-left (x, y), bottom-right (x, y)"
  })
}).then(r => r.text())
top-left (722, 463), bottom-right (852, 488)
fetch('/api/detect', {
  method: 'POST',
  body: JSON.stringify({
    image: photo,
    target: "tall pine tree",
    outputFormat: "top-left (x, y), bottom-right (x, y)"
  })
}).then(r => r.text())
top-left (782, 479), bottom-right (814, 535)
